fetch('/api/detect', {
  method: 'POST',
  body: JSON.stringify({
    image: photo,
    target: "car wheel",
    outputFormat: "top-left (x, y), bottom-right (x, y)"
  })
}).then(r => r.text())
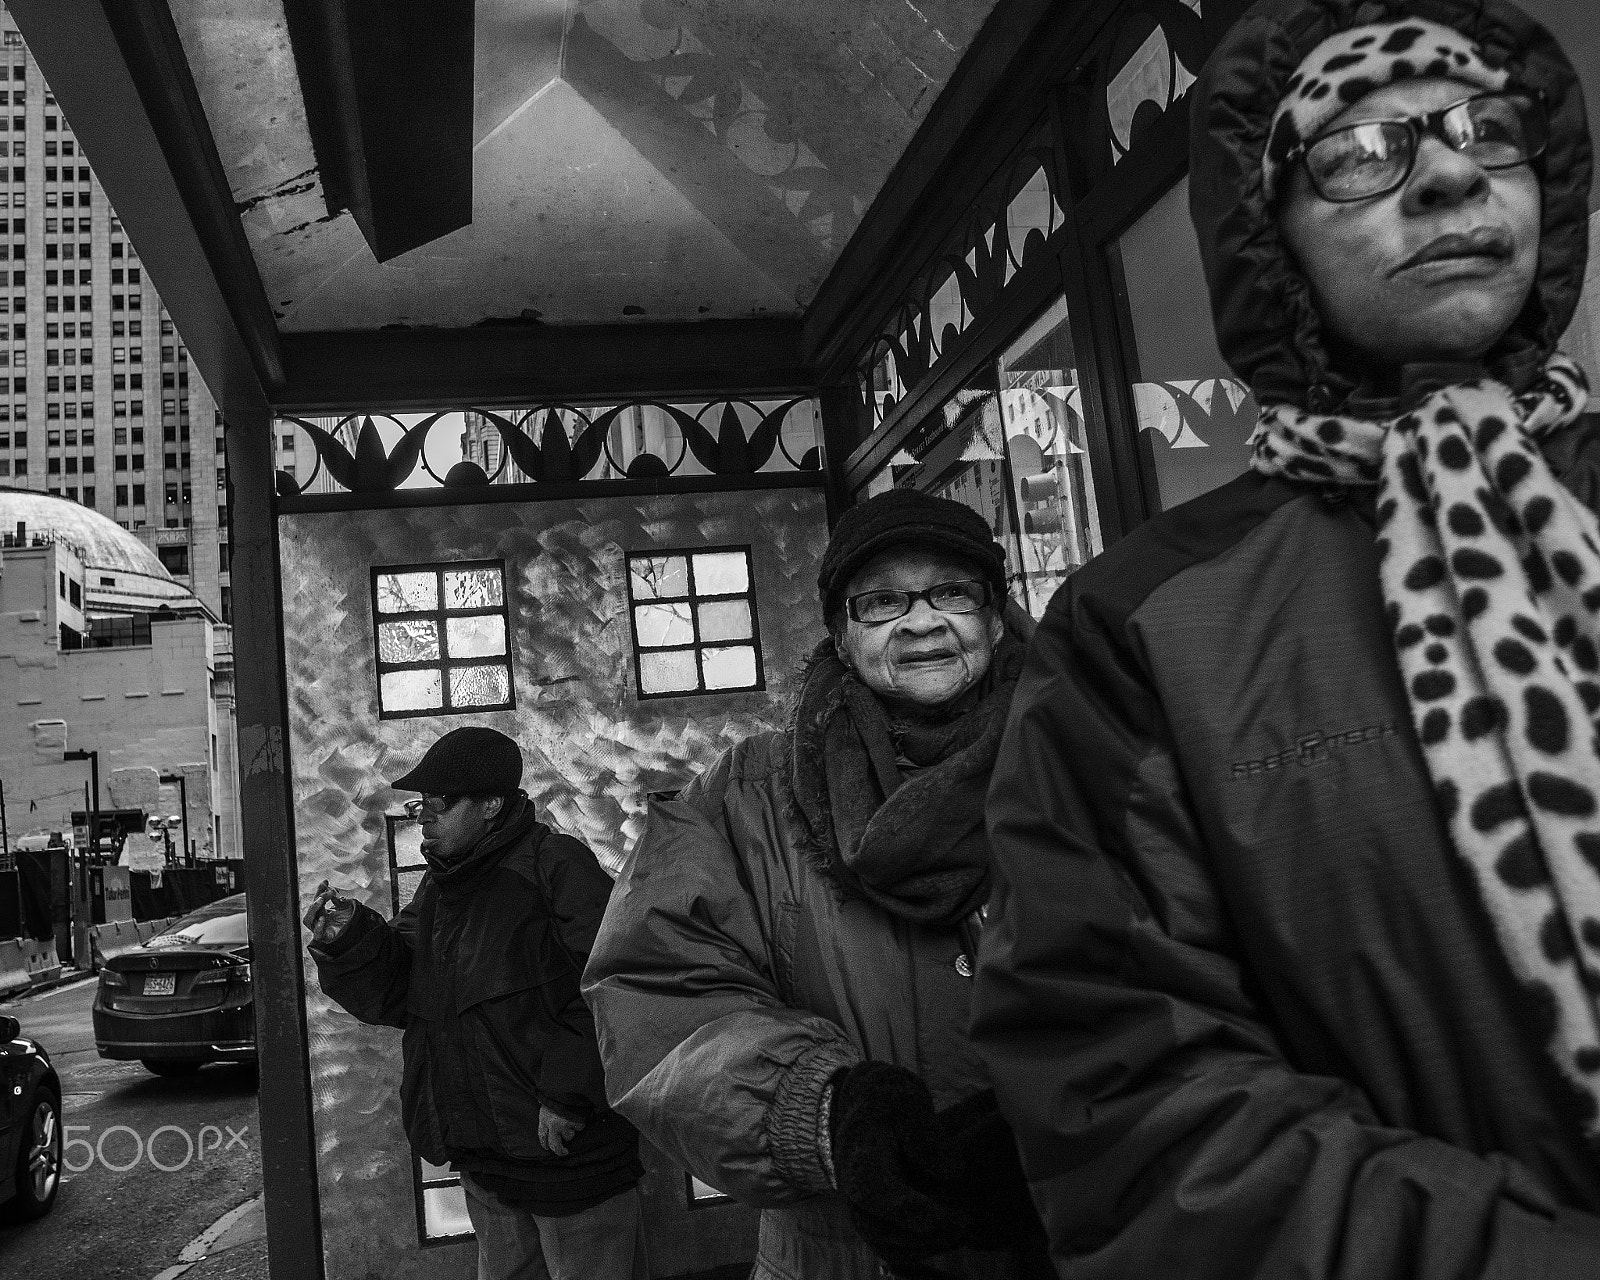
top-left (0, 1086), bottom-right (61, 1221)
top-left (141, 1060), bottom-right (204, 1077)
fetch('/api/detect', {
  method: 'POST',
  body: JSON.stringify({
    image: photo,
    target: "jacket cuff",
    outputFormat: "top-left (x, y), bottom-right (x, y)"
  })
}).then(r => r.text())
top-left (765, 1040), bottom-right (858, 1196)
top-left (307, 902), bottom-right (379, 964)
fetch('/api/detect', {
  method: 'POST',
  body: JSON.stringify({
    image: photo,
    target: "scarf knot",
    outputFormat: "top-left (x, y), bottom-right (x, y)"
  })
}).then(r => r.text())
top-left (1253, 354), bottom-right (1600, 1132)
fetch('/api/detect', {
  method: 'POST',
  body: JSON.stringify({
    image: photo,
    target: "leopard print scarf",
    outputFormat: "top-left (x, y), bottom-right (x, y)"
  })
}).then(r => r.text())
top-left (1250, 355), bottom-right (1600, 1129)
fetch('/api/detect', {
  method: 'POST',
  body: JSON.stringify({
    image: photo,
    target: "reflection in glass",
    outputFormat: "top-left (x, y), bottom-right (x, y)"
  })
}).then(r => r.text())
top-left (630, 555), bottom-right (688, 600)
top-left (1112, 177), bottom-right (1258, 509)
top-left (697, 600), bottom-right (752, 643)
top-left (444, 568), bottom-right (504, 609)
top-left (376, 571), bottom-right (437, 613)
top-left (701, 645), bottom-right (758, 690)
top-left (639, 649), bottom-right (698, 695)
top-left (445, 614), bottom-right (507, 659)
top-left (449, 664), bottom-right (511, 707)
top-left (859, 294), bottom-right (1103, 619)
top-left (692, 551), bottom-right (749, 596)
top-left (381, 668), bottom-right (442, 712)
top-left (377, 619), bottom-right (440, 664)
top-left (634, 602), bottom-right (693, 648)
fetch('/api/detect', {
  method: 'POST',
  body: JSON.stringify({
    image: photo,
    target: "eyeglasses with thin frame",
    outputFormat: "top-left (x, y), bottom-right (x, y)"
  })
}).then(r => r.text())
top-left (1286, 90), bottom-right (1548, 204)
top-left (402, 795), bottom-right (461, 820)
top-left (845, 580), bottom-right (992, 625)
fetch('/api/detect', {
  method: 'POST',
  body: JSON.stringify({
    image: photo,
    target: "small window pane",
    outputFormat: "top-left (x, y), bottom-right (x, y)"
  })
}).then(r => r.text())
top-left (377, 618), bottom-right (439, 664)
top-left (449, 664), bottom-right (510, 707)
top-left (381, 668), bottom-right (441, 712)
top-left (421, 1184), bottom-right (473, 1239)
top-left (445, 613), bottom-right (506, 659)
top-left (693, 551), bottom-right (748, 596)
top-left (630, 555), bottom-right (688, 600)
top-left (443, 567), bottom-right (504, 609)
top-left (376, 571), bottom-right (436, 614)
top-left (701, 644), bottom-right (757, 690)
top-left (697, 599), bottom-right (752, 642)
top-left (634, 602), bottom-right (693, 648)
top-left (639, 649), bottom-right (698, 695)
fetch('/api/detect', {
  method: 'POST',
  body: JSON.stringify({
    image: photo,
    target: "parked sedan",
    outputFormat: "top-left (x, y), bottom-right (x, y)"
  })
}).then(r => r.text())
top-left (0, 1012), bottom-right (61, 1221)
top-left (92, 893), bottom-right (255, 1075)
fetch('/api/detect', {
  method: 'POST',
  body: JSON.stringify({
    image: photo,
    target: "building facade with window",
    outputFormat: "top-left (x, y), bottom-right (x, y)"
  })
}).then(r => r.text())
top-left (23, 0), bottom-right (1600, 1278)
top-left (0, 488), bottom-right (241, 858)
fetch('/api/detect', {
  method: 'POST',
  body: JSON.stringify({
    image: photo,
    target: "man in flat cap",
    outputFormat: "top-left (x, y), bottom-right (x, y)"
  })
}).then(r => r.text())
top-left (305, 725), bottom-right (644, 1280)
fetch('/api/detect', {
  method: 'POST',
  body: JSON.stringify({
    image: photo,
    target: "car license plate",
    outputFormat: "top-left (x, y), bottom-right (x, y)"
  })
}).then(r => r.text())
top-left (144, 973), bottom-right (176, 996)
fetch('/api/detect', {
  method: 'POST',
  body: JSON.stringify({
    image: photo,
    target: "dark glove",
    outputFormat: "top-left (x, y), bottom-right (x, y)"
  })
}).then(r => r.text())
top-left (935, 1089), bottom-right (1051, 1270)
top-left (828, 1062), bottom-right (970, 1268)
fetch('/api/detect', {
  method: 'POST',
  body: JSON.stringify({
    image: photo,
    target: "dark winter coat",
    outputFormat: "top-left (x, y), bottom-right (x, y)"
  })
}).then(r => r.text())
top-left (584, 731), bottom-right (1007, 1280)
top-left (311, 805), bottom-right (641, 1212)
top-left (970, 0), bottom-right (1600, 1275)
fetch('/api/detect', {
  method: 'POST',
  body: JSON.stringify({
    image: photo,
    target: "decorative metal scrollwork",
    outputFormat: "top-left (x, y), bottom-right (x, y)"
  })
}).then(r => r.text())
top-left (273, 398), bottom-right (823, 498)
top-left (857, 138), bottom-right (1064, 433)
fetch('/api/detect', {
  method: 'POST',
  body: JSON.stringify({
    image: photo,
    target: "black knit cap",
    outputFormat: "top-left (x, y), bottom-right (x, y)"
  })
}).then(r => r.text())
top-left (817, 488), bottom-right (1007, 621)
top-left (391, 726), bottom-right (522, 796)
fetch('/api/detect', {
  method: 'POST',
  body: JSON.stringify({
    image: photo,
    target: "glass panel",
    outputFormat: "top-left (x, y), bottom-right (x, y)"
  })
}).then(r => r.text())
top-left (448, 664), bottom-right (511, 707)
top-left (634, 602), bottom-right (693, 648)
top-left (375, 570), bottom-right (437, 614)
top-left (927, 267), bottom-right (964, 358)
top-left (445, 614), bottom-right (507, 659)
top-left (692, 551), bottom-right (749, 596)
top-left (701, 645), bottom-right (758, 690)
top-left (395, 867), bottom-right (426, 912)
top-left (421, 1184), bottom-right (473, 1239)
top-left (377, 618), bottom-right (439, 664)
top-left (697, 599), bottom-right (752, 642)
top-left (639, 649), bottom-right (699, 695)
top-left (629, 555), bottom-right (688, 600)
top-left (380, 668), bottom-right (442, 712)
top-left (443, 567), bottom-right (503, 609)
top-left (1113, 177), bottom-right (1258, 510)
top-left (857, 294), bottom-right (1103, 619)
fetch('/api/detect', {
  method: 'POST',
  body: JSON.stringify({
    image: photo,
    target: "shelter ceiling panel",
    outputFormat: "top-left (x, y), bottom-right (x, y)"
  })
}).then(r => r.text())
top-left (165, 0), bottom-right (1001, 331)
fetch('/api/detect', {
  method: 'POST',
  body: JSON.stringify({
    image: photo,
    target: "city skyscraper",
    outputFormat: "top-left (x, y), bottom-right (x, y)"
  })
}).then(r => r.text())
top-left (0, 9), bottom-right (228, 626)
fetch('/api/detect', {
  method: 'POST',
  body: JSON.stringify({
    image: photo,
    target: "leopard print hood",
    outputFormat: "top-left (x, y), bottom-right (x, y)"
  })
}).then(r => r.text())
top-left (1189, 0), bottom-right (1592, 413)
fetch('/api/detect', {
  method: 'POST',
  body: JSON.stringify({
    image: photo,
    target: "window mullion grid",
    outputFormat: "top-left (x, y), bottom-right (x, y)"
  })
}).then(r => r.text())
top-left (684, 555), bottom-right (706, 692)
top-left (435, 567), bottom-right (453, 709)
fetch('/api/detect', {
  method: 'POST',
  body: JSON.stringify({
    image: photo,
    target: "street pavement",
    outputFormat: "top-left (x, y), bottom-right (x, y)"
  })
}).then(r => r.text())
top-left (0, 976), bottom-right (266, 1280)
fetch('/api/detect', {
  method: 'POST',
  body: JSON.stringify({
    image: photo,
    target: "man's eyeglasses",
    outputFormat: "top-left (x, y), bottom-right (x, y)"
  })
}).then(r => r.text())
top-left (845, 580), bottom-right (992, 625)
top-left (402, 795), bottom-right (461, 820)
top-left (1288, 90), bottom-right (1548, 204)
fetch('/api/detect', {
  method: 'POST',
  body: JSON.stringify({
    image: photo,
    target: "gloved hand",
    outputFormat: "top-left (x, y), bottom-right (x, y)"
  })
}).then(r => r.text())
top-left (934, 1089), bottom-right (1051, 1267)
top-left (828, 1062), bottom-right (970, 1268)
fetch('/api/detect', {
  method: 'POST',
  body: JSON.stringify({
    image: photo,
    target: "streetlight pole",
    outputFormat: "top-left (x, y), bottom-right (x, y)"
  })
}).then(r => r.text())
top-left (160, 772), bottom-right (191, 867)
top-left (63, 749), bottom-right (98, 970)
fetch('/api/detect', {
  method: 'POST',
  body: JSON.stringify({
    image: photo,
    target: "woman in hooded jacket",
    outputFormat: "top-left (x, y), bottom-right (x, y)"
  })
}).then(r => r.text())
top-left (585, 489), bottom-right (1051, 1280)
top-left (972, 0), bottom-right (1600, 1275)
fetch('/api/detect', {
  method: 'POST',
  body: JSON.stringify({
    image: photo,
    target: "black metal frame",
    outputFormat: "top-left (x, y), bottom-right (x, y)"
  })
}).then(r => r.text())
top-left (623, 544), bottom-right (765, 701)
top-left (369, 559), bottom-right (514, 721)
top-left (410, 1153), bottom-right (474, 1249)
top-left (384, 813), bottom-right (427, 919)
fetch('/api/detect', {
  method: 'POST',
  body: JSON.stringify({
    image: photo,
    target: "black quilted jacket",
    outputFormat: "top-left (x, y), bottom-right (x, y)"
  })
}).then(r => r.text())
top-left (971, 0), bottom-right (1600, 1275)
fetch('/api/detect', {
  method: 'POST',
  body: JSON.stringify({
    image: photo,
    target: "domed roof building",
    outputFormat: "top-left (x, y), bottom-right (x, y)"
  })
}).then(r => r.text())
top-left (0, 487), bottom-right (210, 618)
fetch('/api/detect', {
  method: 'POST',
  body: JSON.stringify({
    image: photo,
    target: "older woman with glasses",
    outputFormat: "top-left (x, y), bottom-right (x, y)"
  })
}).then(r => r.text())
top-left (972, 0), bottom-right (1600, 1276)
top-left (585, 489), bottom-right (1050, 1280)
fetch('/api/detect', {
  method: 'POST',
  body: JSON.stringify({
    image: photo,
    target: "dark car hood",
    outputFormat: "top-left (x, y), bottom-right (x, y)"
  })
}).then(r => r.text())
top-left (1188, 0), bottom-right (1592, 412)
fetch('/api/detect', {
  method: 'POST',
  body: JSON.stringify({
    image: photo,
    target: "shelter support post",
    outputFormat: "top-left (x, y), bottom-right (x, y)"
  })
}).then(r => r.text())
top-left (225, 403), bottom-right (326, 1280)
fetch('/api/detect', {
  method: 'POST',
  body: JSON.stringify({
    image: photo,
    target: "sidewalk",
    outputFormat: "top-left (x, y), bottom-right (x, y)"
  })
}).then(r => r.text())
top-left (0, 967), bottom-right (95, 1005)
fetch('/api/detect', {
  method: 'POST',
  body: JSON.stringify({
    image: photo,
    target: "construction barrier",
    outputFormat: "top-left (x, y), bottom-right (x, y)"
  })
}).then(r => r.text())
top-left (0, 938), bottom-right (34, 998)
top-left (23, 938), bottom-right (60, 986)
top-left (89, 916), bottom-right (180, 971)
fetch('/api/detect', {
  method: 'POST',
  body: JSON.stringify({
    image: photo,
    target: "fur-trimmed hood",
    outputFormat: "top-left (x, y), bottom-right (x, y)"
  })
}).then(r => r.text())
top-left (1189, 0), bottom-right (1593, 412)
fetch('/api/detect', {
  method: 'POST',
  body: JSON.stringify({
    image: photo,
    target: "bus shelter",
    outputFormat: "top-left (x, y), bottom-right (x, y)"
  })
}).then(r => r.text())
top-left (15, 1), bottom-right (1600, 1277)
